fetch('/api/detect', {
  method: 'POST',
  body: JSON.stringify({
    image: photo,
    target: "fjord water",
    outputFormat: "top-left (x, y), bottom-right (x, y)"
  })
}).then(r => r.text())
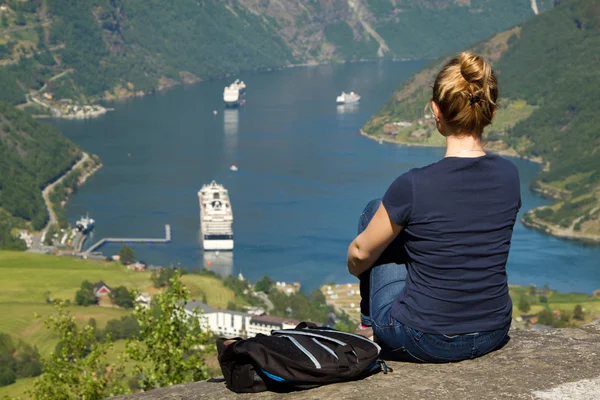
top-left (53, 61), bottom-right (600, 294)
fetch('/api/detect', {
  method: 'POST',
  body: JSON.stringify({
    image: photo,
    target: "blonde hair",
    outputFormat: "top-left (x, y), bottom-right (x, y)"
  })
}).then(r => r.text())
top-left (431, 52), bottom-right (498, 136)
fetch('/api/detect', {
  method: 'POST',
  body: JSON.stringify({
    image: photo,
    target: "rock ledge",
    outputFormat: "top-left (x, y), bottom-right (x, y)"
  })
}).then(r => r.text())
top-left (113, 326), bottom-right (600, 400)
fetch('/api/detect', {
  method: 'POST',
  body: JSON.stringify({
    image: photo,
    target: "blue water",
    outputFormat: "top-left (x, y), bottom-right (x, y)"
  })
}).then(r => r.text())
top-left (52, 61), bottom-right (600, 294)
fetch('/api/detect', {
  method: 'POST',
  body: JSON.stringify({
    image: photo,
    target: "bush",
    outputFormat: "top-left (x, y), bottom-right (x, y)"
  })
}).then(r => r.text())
top-left (75, 280), bottom-right (97, 306)
top-left (109, 286), bottom-right (134, 309)
top-left (518, 296), bottom-right (531, 313)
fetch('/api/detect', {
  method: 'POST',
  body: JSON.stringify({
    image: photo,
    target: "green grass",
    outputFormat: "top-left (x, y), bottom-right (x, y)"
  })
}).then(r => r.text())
top-left (0, 252), bottom-right (156, 302)
top-left (0, 251), bottom-right (241, 352)
top-left (0, 251), bottom-right (243, 398)
top-left (0, 377), bottom-right (35, 399)
top-left (0, 302), bottom-right (129, 355)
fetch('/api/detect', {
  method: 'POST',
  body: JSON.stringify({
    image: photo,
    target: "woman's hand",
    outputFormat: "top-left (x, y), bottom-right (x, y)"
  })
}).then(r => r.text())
top-left (347, 203), bottom-right (403, 277)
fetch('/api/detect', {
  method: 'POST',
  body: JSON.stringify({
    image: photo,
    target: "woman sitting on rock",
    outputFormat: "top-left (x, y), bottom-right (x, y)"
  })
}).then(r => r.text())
top-left (347, 51), bottom-right (521, 363)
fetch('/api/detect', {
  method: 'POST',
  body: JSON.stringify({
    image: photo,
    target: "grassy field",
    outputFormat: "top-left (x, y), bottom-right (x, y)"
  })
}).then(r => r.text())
top-left (0, 251), bottom-right (241, 353)
top-left (0, 250), bottom-right (242, 398)
top-left (0, 377), bottom-right (35, 399)
top-left (509, 285), bottom-right (600, 321)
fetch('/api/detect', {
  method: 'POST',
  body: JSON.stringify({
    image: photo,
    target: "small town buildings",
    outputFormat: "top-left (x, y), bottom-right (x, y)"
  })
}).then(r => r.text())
top-left (246, 315), bottom-right (300, 338)
top-left (184, 301), bottom-right (299, 338)
top-left (274, 281), bottom-right (301, 295)
top-left (136, 293), bottom-right (151, 308)
top-left (127, 261), bottom-right (146, 271)
top-left (93, 281), bottom-right (111, 297)
top-left (185, 300), bottom-right (251, 337)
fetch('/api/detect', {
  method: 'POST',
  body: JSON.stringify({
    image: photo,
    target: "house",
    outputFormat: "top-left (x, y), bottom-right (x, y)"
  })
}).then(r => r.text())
top-left (93, 281), bottom-right (111, 297)
top-left (136, 293), bottom-right (151, 308)
top-left (184, 300), bottom-right (251, 337)
top-left (246, 315), bottom-right (300, 338)
top-left (127, 261), bottom-right (146, 271)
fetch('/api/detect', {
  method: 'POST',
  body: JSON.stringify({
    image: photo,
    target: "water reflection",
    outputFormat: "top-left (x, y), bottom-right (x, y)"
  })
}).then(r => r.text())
top-left (202, 251), bottom-right (233, 277)
top-left (223, 109), bottom-right (239, 136)
top-left (336, 103), bottom-right (359, 115)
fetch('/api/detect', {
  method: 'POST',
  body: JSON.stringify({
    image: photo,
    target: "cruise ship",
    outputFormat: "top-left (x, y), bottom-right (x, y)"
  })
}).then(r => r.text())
top-left (223, 79), bottom-right (246, 108)
top-left (198, 181), bottom-right (234, 250)
top-left (336, 91), bottom-right (360, 104)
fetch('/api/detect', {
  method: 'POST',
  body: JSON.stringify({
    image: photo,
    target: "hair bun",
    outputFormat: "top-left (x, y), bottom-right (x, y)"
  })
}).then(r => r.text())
top-left (431, 51), bottom-right (498, 135)
top-left (459, 52), bottom-right (485, 84)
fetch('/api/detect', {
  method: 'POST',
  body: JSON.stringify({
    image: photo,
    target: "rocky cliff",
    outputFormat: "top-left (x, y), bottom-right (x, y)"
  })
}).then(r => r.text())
top-left (113, 325), bottom-right (600, 400)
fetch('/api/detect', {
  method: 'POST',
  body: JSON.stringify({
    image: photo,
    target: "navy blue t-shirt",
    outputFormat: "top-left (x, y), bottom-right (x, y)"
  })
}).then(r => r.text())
top-left (382, 154), bottom-right (521, 335)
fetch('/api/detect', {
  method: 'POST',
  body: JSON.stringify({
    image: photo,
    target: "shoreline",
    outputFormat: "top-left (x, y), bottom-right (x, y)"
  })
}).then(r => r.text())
top-left (521, 212), bottom-right (600, 244)
top-left (35, 58), bottom-right (423, 120)
top-left (359, 129), bottom-right (544, 164)
top-left (41, 152), bottom-right (102, 232)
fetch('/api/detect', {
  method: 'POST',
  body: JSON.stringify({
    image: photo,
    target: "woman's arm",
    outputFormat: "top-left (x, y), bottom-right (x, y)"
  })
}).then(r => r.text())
top-left (347, 203), bottom-right (404, 277)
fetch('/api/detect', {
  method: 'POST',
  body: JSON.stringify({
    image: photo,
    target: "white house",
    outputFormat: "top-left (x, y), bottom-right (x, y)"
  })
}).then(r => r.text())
top-left (184, 301), bottom-right (303, 338)
top-left (246, 315), bottom-right (300, 338)
top-left (184, 300), bottom-right (251, 337)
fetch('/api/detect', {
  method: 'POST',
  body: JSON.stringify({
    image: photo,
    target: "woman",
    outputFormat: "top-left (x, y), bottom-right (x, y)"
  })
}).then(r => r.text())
top-left (347, 52), bottom-right (521, 363)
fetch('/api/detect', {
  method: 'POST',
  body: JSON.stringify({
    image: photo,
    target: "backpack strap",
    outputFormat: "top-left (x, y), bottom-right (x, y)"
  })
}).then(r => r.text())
top-left (217, 337), bottom-right (243, 357)
top-left (334, 344), bottom-right (357, 368)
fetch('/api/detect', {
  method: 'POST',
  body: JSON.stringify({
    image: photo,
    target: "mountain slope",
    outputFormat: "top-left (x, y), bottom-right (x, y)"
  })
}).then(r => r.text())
top-left (362, 0), bottom-right (600, 241)
top-left (0, 0), bottom-right (550, 107)
top-left (0, 102), bottom-right (80, 231)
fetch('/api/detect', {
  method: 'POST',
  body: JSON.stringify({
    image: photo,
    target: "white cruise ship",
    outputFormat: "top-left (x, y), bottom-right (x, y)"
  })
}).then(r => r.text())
top-left (223, 79), bottom-right (246, 108)
top-left (336, 91), bottom-right (360, 104)
top-left (198, 181), bottom-right (234, 250)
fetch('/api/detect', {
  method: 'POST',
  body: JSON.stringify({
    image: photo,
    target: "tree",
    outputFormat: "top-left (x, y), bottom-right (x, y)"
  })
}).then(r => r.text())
top-left (518, 296), bottom-right (531, 313)
top-left (151, 267), bottom-right (176, 288)
top-left (75, 280), bottom-right (97, 306)
top-left (1, 14), bottom-right (8, 28)
top-left (126, 273), bottom-right (211, 391)
top-left (573, 304), bottom-right (584, 320)
top-left (31, 302), bottom-right (129, 399)
top-left (537, 308), bottom-right (554, 326)
top-left (119, 245), bottom-right (136, 265)
top-left (109, 286), bottom-right (134, 309)
top-left (528, 284), bottom-right (537, 296)
top-left (255, 275), bottom-right (275, 293)
top-left (15, 12), bottom-right (26, 26)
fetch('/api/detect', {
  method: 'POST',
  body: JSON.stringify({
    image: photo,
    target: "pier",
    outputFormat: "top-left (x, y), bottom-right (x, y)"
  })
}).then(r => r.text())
top-left (83, 224), bottom-right (171, 254)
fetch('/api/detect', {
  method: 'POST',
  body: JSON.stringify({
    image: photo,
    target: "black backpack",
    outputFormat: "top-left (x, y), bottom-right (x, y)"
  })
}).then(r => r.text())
top-left (216, 322), bottom-right (392, 393)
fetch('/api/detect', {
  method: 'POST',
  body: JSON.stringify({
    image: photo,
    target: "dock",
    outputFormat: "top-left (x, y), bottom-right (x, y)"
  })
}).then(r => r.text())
top-left (82, 224), bottom-right (171, 254)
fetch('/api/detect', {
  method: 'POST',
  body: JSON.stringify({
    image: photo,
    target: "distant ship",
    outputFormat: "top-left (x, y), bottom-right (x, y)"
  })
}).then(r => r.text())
top-left (336, 91), bottom-right (360, 104)
top-left (75, 214), bottom-right (95, 233)
top-left (198, 181), bottom-right (234, 251)
top-left (223, 79), bottom-right (246, 108)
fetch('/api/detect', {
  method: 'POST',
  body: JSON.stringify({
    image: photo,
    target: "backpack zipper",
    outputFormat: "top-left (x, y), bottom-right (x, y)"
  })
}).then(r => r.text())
top-left (303, 328), bottom-right (382, 353)
top-left (272, 330), bottom-right (347, 346)
top-left (279, 335), bottom-right (321, 369)
top-left (311, 338), bottom-right (339, 360)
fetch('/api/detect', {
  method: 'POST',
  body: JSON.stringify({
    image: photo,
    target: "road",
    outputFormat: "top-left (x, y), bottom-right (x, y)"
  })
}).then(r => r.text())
top-left (42, 152), bottom-right (89, 231)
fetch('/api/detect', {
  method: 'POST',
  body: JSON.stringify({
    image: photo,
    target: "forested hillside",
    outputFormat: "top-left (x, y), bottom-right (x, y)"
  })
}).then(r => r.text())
top-left (363, 0), bottom-right (600, 241)
top-left (0, 102), bottom-right (80, 234)
top-left (0, 0), bottom-right (550, 108)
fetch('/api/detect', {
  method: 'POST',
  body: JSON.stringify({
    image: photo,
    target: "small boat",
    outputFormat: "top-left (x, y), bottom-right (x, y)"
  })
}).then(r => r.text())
top-left (213, 110), bottom-right (218, 115)
top-left (336, 91), bottom-right (361, 104)
top-left (230, 165), bottom-right (238, 172)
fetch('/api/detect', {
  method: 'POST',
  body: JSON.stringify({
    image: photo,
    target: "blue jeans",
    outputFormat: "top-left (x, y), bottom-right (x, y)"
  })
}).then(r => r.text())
top-left (358, 199), bottom-right (510, 363)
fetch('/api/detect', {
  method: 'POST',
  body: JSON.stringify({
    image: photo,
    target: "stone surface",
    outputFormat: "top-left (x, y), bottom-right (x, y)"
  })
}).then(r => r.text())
top-left (113, 326), bottom-right (600, 400)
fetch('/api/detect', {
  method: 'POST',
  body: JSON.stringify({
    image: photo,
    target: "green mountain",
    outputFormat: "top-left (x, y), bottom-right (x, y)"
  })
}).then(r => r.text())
top-left (0, 102), bottom-right (80, 237)
top-left (0, 0), bottom-right (550, 106)
top-left (363, 0), bottom-right (600, 241)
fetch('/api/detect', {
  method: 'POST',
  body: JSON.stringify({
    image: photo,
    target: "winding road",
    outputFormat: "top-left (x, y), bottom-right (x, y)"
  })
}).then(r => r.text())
top-left (42, 152), bottom-right (89, 232)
